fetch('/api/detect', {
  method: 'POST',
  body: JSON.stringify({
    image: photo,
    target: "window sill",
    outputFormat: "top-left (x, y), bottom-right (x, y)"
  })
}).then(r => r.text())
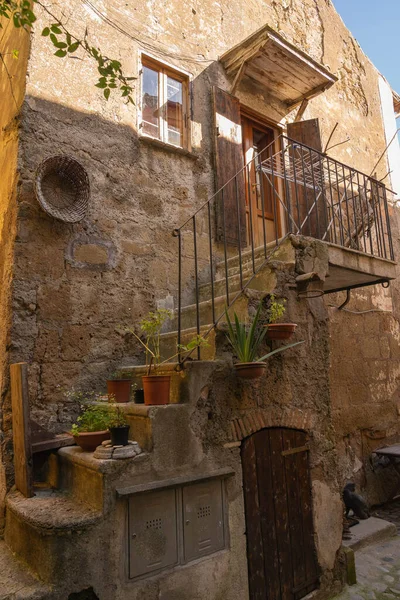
top-left (138, 134), bottom-right (198, 159)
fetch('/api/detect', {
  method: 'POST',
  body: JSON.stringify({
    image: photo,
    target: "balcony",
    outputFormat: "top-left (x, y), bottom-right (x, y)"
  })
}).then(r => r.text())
top-left (172, 135), bottom-right (396, 355)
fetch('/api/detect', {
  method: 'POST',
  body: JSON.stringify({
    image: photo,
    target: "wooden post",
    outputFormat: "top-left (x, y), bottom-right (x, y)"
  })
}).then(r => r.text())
top-left (10, 362), bottom-right (33, 498)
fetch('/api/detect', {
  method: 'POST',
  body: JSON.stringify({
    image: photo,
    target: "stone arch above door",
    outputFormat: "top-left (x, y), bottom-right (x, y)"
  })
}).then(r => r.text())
top-left (226, 407), bottom-right (318, 445)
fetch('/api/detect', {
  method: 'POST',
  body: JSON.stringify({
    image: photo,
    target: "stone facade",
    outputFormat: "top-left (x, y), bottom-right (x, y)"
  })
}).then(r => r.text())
top-left (1, 0), bottom-right (400, 598)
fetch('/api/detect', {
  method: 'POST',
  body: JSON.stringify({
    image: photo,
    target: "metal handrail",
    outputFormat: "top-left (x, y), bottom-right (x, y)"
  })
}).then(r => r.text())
top-left (173, 135), bottom-right (394, 362)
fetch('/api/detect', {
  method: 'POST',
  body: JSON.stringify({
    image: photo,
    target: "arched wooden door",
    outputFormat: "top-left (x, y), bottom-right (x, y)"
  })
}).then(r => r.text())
top-left (241, 428), bottom-right (319, 600)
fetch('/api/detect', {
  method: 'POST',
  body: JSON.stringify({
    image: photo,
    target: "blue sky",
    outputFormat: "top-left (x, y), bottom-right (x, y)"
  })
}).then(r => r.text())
top-left (332, 0), bottom-right (400, 92)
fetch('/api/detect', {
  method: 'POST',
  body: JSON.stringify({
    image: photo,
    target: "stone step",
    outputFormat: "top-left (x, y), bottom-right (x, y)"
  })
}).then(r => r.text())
top-left (342, 516), bottom-right (397, 552)
top-left (214, 238), bottom-right (285, 279)
top-left (0, 540), bottom-right (52, 600)
top-left (165, 293), bottom-right (251, 333)
top-left (159, 324), bottom-right (217, 362)
top-left (5, 489), bottom-right (103, 584)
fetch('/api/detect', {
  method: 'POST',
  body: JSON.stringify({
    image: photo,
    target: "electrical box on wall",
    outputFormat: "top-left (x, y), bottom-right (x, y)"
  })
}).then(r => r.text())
top-left (127, 475), bottom-right (229, 580)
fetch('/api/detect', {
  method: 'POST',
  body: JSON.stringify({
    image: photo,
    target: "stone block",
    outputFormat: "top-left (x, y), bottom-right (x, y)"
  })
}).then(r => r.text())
top-left (34, 327), bottom-right (60, 362)
top-left (74, 244), bottom-right (109, 265)
top-left (60, 324), bottom-right (91, 361)
top-left (342, 545), bottom-right (357, 586)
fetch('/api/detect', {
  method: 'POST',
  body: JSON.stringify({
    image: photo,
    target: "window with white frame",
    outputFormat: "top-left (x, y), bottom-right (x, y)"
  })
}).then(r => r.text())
top-left (140, 55), bottom-right (189, 149)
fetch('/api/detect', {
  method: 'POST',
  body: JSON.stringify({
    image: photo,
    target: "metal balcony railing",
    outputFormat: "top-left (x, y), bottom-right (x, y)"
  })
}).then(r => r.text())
top-left (173, 135), bottom-right (394, 360)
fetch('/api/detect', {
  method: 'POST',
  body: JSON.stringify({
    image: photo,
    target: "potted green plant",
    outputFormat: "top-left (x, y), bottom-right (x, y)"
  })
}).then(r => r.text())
top-left (70, 399), bottom-right (111, 451)
top-left (225, 302), bottom-right (304, 379)
top-left (265, 295), bottom-right (297, 341)
top-left (128, 308), bottom-right (208, 405)
top-left (108, 405), bottom-right (130, 446)
top-left (106, 372), bottom-right (133, 403)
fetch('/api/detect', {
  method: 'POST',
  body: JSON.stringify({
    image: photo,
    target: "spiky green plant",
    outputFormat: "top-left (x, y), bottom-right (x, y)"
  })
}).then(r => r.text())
top-left (224, 302), bottom-right (304, 363)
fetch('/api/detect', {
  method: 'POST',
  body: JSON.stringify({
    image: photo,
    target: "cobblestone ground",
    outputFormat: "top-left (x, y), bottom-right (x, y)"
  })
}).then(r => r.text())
top-left (334, 535), bottom-right (400, 600)
top-left (334, 499), bottom-right (400, 600)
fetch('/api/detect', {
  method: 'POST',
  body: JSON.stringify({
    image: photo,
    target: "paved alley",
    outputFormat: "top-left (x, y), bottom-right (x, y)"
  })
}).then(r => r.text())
top-left (335, 535), bottom-right (400, 600)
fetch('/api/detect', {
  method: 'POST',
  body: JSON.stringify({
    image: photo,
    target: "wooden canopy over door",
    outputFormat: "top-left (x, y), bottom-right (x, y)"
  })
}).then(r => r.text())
top-left (241, 428), bottom-right (319, 600)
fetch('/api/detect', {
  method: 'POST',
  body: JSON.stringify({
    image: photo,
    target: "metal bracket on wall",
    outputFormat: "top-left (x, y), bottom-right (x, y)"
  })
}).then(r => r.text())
top-left (338, 289), bottom-right (351, 310)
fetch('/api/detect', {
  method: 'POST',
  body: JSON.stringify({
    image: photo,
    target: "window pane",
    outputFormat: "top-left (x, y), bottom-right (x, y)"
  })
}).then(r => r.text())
top-left (142, 66), bottom-right (159, 138)
top-left (166, 76), bottom-right (183, 147)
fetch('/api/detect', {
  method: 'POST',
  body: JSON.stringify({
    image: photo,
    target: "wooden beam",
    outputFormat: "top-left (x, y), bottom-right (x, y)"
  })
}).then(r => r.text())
top-left (230, 60), bottom-right (247, 94)
top-left (294, 99), bottom-right (309, 122)
top-left (10, 363), bottom-right (33, 498)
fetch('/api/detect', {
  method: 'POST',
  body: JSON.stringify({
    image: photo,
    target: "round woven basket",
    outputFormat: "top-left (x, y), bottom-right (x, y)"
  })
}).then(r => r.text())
top-left (34, 155), bottom-right (90, 223)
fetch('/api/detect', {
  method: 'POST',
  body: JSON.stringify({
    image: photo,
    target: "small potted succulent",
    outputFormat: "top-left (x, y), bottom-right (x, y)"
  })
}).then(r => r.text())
top-left (106, 372), bottom-right (133, 403)
top-left (127, 308), bottom-right (208, 405)
top-left (70, 400), bottom-right (111, 452)
top-left (108, 405), bottom-right (130, 446)
top-left (225, 302), bottom-right (304, 379)
top-left (265, 295), bottom-right (297, 341)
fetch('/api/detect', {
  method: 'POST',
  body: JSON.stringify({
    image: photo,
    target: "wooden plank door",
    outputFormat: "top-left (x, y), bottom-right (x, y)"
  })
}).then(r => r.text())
top-left (242, 116), bottom-right (281, 248)
top-left (241, 428), bottom-right (319, 600)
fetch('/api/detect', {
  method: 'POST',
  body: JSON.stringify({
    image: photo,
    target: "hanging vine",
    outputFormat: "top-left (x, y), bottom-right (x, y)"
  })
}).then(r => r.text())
top-left (0, 0), bottom-right (135, 103)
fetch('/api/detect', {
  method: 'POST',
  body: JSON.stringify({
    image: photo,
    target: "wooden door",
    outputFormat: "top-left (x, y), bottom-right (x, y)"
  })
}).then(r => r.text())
top-left (242, 117), bottom-right (281, 247)
top-left (241, 428), bottom-right (319, 600)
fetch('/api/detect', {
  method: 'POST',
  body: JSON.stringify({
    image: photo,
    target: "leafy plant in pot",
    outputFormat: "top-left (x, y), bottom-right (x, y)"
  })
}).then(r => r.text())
top-left (69, 392), bottom-right (111, 451)
top-left (225, 302), bottom-right (304, 380)
top-left (127, 308), bottom-right (208, 405)
top-left (106, 372), bottom-right (135, 403)
top-left (265, 295), bottom-right (297, 341)
top-left (108, 404), bottom-right (130, 446)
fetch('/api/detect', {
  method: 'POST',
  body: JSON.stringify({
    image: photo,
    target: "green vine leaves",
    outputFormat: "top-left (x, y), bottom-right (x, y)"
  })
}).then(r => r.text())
top-left (0, 0), bottom-right (136, 104)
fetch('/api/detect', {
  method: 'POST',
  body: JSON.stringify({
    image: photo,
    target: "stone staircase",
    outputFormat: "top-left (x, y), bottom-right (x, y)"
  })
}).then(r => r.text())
top-left (159, 237), bottom-right (297, 361)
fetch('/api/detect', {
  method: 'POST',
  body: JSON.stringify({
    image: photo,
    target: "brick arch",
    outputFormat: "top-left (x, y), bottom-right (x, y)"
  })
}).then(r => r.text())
top-left (227, 407), bottom-right (318, 443)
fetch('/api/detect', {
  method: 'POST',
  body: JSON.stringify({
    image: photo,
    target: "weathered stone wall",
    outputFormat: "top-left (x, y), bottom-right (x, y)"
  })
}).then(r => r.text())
top-left (328, 210), bottom-right (400, 506)
top-left (0, 18), bottom-right (30, 528)
top-left (10, 0), bottom-right (394, 434)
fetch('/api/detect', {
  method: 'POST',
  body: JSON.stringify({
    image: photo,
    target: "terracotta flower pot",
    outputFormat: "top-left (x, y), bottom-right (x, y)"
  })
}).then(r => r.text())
top-left (265, 323), bottom-right (297, 341)
top-left (142, 375), bottom-right (171, 405)
top-left (107, 379), bottom-right (132, 403)
top-left (234, 362), bottom-right (267, 380)
top-left (73, 430), bottom-right (110, 452)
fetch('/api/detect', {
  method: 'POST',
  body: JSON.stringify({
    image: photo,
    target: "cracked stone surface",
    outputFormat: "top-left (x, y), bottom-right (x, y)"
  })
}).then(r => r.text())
top-left (333, 535), bottom-right (400, 600)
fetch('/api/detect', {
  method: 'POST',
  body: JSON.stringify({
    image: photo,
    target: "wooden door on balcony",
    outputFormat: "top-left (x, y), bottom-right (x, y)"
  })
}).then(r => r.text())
top-left (241, 428), bottom-right (319, 600)
top-left (241, 116), bottom-right (281, 248)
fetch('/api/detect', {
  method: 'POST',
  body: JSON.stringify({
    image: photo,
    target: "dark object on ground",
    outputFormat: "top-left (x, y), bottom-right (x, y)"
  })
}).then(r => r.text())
top-left (343, 482), bottom-right (370, 519)
top-left (68, 588), bottom-right (99, 600)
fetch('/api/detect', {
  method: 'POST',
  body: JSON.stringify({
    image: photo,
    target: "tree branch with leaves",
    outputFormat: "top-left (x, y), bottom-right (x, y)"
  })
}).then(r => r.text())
top-left (0, 0), bottom-right (136, 103)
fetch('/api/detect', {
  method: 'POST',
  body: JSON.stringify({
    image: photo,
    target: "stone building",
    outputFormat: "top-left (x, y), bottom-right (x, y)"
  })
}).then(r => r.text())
top-left (1, 0), bottom-right (400, 599)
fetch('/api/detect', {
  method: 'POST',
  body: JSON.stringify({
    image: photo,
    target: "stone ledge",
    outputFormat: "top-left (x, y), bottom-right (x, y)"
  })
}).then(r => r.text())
top-left (342, 517), bottom-right (397, 551)
top-left (6, 490), bottom-right (102, 532)
top-left (58, 446), bottom-right (147, 474)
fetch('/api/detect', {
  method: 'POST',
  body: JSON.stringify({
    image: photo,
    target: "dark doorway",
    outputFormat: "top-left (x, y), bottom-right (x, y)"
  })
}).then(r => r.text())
top-left (241, 428), bottom-right (319, 600)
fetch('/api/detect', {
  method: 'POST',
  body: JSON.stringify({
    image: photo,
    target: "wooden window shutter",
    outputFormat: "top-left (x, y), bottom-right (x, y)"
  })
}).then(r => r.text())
top-left (286, 118), bottom-right (327, 239)
top-left (212, 87), bottom-right (247, 246)
top-left (287, 118), bottom-right (322, 152)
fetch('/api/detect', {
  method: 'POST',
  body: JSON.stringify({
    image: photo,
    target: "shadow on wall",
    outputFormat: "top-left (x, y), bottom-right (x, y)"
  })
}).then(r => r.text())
top-left (10, 69), bottom-right (223, 433)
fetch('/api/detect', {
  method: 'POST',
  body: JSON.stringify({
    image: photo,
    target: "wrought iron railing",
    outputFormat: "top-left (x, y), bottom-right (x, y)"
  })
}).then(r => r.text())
top-left (173, 135), bottom-right (394, 359)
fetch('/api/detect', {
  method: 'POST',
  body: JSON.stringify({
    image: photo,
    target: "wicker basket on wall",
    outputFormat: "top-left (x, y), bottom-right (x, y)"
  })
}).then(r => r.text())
top-left (34, 155), bottom-right (90, 223)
